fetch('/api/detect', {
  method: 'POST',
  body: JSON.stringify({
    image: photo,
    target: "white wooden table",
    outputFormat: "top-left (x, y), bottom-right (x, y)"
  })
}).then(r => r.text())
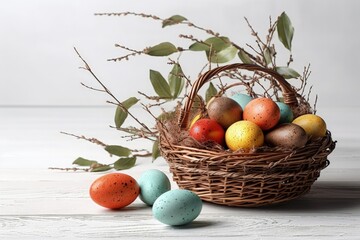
top-left (1, 107), bottom-right (359, 239)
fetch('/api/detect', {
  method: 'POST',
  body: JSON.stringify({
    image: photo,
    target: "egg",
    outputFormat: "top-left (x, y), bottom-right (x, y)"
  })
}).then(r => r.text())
top-left (89, 173), bottom-right (139, 209)
top-left (230, 93), bottom-right (253, 110)
top-left (207, 96), bottom-right (243, 128)
top-left (138, 169), bottom-right (171, 206)
top-left (292, 114), bottom-right (327, 138)
top-left (276, 101), bottom-right (294, 124)
top-left (152, 189), bottom-right (203, 226)
top-left (265, 123), bottom-right (308, 149)
top-left (243, 98), bottom-right (280, 130)
top-left (225, 120), bottom-right (264, 150)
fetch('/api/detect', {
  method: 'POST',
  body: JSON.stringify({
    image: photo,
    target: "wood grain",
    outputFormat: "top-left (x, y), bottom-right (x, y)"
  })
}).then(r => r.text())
top-left (1, 107), bottom-right (359, 239)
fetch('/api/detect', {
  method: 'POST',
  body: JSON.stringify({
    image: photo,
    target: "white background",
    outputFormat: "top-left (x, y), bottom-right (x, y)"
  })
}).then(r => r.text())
top-left (0, 0), bottom-right (359, 109)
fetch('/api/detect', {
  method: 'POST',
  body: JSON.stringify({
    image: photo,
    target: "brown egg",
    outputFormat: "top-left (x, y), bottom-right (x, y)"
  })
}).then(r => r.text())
top-left (265, 123), bottom-right (308, 149)
top-left (207, 96), bottom-right (243, 128)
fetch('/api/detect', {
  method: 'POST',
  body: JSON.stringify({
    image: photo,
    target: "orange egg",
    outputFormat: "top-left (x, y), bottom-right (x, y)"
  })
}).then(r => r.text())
top-left (89, 173), bottom-right (139, 209)
top-left (243, 98), bottom-right (280, 130)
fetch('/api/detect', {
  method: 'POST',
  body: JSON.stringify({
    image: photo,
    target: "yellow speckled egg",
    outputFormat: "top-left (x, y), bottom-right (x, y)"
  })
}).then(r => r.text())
top-left (225, 120), bottom-right (264, 151)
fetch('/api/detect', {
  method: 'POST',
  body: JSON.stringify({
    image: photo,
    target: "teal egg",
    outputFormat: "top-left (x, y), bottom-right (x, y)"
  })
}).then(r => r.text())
top-left (138, 169), bottom-right (171, 206)
top-left (152, 189), bottom-right (202, 226)
top-left (230, 93), bottom-right (252, 110)
top-left (276, 102), bottom-right (294, 123)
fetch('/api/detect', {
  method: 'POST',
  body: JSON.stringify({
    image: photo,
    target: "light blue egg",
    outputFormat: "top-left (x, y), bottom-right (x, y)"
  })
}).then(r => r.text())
top-left (152, 189), bottom-right (202, 226)
top-left (276, 101), bottom-right (294, 123)
top-left (138, 169), bottom-right (171, 206)
top-left (230, 93), bottom-right (252, 110)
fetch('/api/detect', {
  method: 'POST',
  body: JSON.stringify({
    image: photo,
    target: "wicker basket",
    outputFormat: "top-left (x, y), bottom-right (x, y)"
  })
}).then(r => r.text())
top-left (158, 63), bottom-right (336, 207)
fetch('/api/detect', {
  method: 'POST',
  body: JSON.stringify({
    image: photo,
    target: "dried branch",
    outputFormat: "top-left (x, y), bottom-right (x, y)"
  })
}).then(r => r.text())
top-left (108, 44), bottom-right (145, 62)
top-left (74, 47), bottom-right (153, 133)
top-left (60, 131), bottom-right (107, 147)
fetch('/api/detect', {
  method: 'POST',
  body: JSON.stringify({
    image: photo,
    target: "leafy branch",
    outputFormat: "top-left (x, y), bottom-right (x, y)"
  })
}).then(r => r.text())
top-left (54, 131), bottom-right (151, 172)
top-left (59, 11), bottom-right (315, 172)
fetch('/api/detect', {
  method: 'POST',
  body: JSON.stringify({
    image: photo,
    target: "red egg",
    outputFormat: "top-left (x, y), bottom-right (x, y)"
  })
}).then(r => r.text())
top-left (189, 118), bottom-right (225, 145)
top-left (243, 98), bottom-right (280, 130)
top-left (89, 173), bottom-right (139, 209)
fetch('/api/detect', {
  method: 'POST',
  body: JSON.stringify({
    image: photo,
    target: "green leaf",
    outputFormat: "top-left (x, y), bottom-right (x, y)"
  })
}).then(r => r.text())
top-left (263, 47), bottom-right (272, 66)
top-left (105, 145), bottom-right (131, 157)
top-left (114, 97), bottom-right (139, 128)
top-left (276, 66), bottom-right (301, 79)
top-left (150, 70), bottom-right (173, 98)
top-left (72, 157), bottom-right (97, 166)
top-left (205, 82), bottom-right (217, 103)
top-left (162, 15), bottom-right (187, 28)
top-left (113, 157), bottom-right (136, 170)
top-left (238, 49), bottom-right (253, 64)
top-left (189, 36), bottom-right (230, 52)
top-left (189, 42), bottom-right (209, 51)
top-left (277, 12), bottom-right (294, 51)
top-left (168, 64), bottom-right (184, 99)
top-left (122, 96), bottom-right (140, 109)
top-left (152, 140), bottom-right (161, 161)
top-left (90, 164), bottom-right (112, 172)
top-left (208, 45), bottom-right (238, 63)
top-left (146, 42), bottom-right (178, 56)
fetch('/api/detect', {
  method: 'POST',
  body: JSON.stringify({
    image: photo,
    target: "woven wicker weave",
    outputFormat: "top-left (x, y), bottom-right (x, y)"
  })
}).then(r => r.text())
top-left (158, 63), bottom-right (336, 207)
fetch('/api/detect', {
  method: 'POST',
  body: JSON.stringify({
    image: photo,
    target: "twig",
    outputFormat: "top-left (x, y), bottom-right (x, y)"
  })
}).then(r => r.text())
top-left (74, 47), bottom-right (153, 133)
top-left (108, 44), bottom-right (145, 62)
top-left (48, 167), bottom-right (90, 172)
top-left (80, 82), bottom-right (106, 92)
top-left (60, 131), bottom-right (107, 147)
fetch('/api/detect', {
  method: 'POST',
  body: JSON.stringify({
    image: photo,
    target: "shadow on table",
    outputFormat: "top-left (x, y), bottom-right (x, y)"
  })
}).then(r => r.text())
top-left (170, 220), bottom-right (219, 229)
top-left (261, 181), bottom-right (360, 212)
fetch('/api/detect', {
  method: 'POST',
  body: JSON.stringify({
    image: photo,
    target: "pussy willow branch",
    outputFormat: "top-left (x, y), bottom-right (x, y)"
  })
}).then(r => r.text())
top-left (95, 12), bottom-right (219, 36)
top-left (299, 64), bottom-right (312, 95)
top-left (108, 44), bottom-right (145, 61)
top-left (245, 16), bottom-right (280, 69)
top-left (95, 11), bottom-right (261, 65)
top-left (74, 47), bottom-right (153, 133)
top-left (48, 167), bottom-right (90, 172)
top-left (60, 131), bottom-right (152, 156)
top-left (60, 131), bottom-right (107, 147)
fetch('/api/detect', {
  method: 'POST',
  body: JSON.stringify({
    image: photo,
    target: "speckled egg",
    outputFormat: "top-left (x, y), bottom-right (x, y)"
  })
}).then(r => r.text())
top-left (225, 120), bottom-right (264, 150)
top-left (276, 101), bottom-right (294, 124)
top-left (138, 169), bottom-right (171, 206)
top-left (243, 98), bottom-right (280, 130)
top-left (89, 173), bottom-right (139, 209)
top-left (265, 123), bottom-right (308, 149)
top-left (152, 189), bottom-right (203, 226)
top-left (230, 93), bottom-right (253, 110)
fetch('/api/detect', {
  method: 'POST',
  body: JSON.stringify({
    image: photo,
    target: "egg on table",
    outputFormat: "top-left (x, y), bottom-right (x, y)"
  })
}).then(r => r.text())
top-left (138, 169), bottom-right (171, 206)
top-left (152, 189), bottom-right (203, 226)
top-left (89, 173), bottom-right (140, 209)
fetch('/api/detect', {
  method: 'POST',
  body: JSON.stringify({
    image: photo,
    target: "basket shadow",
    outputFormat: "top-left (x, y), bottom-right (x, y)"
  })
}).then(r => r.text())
top-left (260, 181), bottom-right (360, 212)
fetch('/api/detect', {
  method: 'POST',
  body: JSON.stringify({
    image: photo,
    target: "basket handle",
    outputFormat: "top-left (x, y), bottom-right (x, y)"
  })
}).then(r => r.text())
top-left (178, 63), bottom-right (298, 129)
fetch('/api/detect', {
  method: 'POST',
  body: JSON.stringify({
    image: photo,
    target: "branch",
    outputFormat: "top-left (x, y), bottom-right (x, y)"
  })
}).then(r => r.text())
top-left (74, 47), bottom-right (153, 133)
top-left (108, 44), bottom-right (145, 62)
top-left (60, 131), bottom-right (107, 147)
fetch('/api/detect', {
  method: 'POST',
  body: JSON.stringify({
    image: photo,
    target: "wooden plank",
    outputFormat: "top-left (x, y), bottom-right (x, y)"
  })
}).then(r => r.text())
top-left (1, 107), bottom-right (360, 239)
top-left (0, 214), bottom-right (359, 239)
